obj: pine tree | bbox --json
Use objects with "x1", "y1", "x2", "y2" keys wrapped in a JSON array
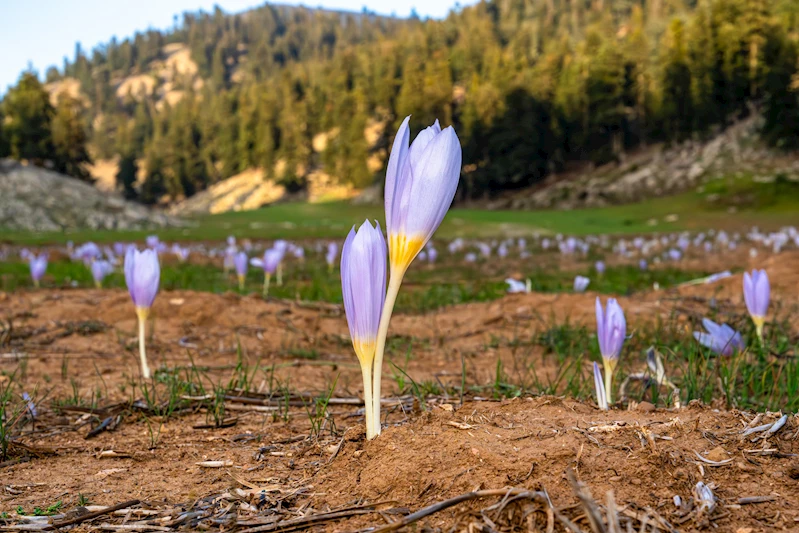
[
  {"x1": 51, "y1": 94, "x2": 93, "y2": 181},
  {"x1": 116, "y1": 153, "x2": 139, "y2": 199},
  {"x1": 2, "y1": 72, "x2": 55, "y2": 165}
]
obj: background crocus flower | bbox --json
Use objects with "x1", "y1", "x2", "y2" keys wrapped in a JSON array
[
  {"x1": 743, "y1": 269, "x2": 770, "y2": 341},
  {"x1": 596, "y1": 297, "x2": 626, "y2": 404},
  {"x1": 234, "y1": 251, "x2": 248, "y2": 290},
  {"x1": 29, "y1": 254, "x2": 48, "y2": 288},
  {"x1": 341, "y1": 220, "x2": 387, "y2": 439},
  {"x1": 595, "y1": 261, "x2": 606, "y2": 275},
  {"x1": 326, "y1": 242, "x2": 339, "y2": 272},
  {"x1": 693, "y1": 318, "x2": 744, "y2": 356},
  {"x1": 273, "y1": 240, "x2": 288, "y2": 286},
  {"x1": 91, "y1": 259, "x2": 113, "y2": 288},
  {"x1": 573, "y1": 275, "x2": 590, "y2": 292},
  {"x1": 124, "y1": 248, "x2": 160, "y2": 379},
  {"x1": 251, "y1": 249, "x2": 282, "y2": 297},
  {"x1": 505, "y1": 278, "x2": 531, "y2": 294}
]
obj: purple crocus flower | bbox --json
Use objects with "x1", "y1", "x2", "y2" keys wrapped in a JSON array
[
  {"x1": 573, "y1": 275, "x2": 590, "y2": 292},
  {"x1": 341, "y1": 220, "x2": 387, "y2": 440},
  {"x1": 743, "y1": 269, "x2": 770, "y2": 340},
  {"x1": 384, "y1": 116, "x2": 462, "y2": 274},
  {"x1": 172, "y1": 245, "x2": 190, "y2": 263},
  {"x1": 91, "y1": 260, "x2": 113, "y2": 288},
  {"x1": 464, "y1": 252, "x2": 477, "y2": 263},
  {"x1": 596, "y1": 297, "x2": 626, "y2": 404},
  {"x1": 234, "y1": 251, "x2": 248, "y2": 291},
  {"x1": 325, "y1": 242, "x2": 339, "y2": 271},
  {"x1": 595, "y1": 261, "x2": 606, "y2": 275},
  {"x1": 124, "y1": 247, "x2": 160, "y2": 379},
  {"x1": 251, "y1": 249, "x2": 282, "y2": 297},
  {"x1": 596, "y1": 298, "x2": 626, "y2": 361},
  {"x1": 427, "y1": 247, "x2": 438, "y2": 263},
  {"x1": 145, "y1": 235, "x2": 160, "y2": 249},
  {"x1": 29, "y1": 254, "x2": 48, "y2": 287},
  {"x1": 124, "y1": 248, "x2": 160, "y2": 310},
  {"x1": 505, "y1": 278, "x2": 530, "y2": 294},
  {"x1": 22, "y1": 392, "x2": 37, "y2": 418},
  {"x1": 693, "y1": 318, "x2": 744, "y2": 356},
  {"x1": 639, "y1": 259, "x2": 648, "y2": 271}
]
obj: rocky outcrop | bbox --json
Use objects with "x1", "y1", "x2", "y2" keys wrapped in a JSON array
[
  {"x1": 0, "y1": 159, "x2": 179, "y2": 231},
  {"x1": 493, "y1": 115, "x2": 799, "y2": 210}
]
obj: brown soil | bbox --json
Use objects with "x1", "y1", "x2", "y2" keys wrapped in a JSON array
[{"x1": 2, "y1": 251, "x2": 799, "y2": 531}]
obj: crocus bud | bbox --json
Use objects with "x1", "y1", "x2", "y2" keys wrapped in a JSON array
[
  {"x1": 596, "y1": 297, "x2": 626, "y2": 404},
  {"x1": 234, "y1": 251, "x2": 248, "y2": 291},
  {"x1": 29, "y1": 254, "x2": 48, "y2": 288},
  {"x1": 125, "y1": 248, "x2": 160, "y2": 310},
  {"x1": 693, "y1": 318, "x2": 744, "y2": 356},
  {"x1": 385, "y1": 116, "x2": 462, "y2": 275},
  {"x1": 91, "y1": 260, "x2": 113, "y2": 288},
  {"x1": 341, "y1": 220, "x2": 387, "y2": 440},
  {"x1": 743, "y1": 269, "x2": 769, "y2": 341},
  {"x1": 124, "y1": 248, "x2": 160, "y2": 379},
  {"x1": 595, "y1": 261, "x2": 606, "y2": 275},
  {"x1": 593, "y1": 362, "x2": 608, "y2": 410},
  {"x1": 326, "y1": 242, "x2": 338, "y2": 272}
]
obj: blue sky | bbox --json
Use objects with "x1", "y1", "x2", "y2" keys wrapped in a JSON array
[{"x1": 0, "y1": 0, "x2": 473, "y2": 93}]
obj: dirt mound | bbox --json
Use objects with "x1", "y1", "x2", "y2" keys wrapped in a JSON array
[{"x1": 0, "y1": 159, "x2": 179, "y2": 231}]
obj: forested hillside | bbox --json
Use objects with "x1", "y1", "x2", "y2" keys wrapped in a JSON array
[{"x1": 2, "y1": 0, "x2": 798, "y2": 205}]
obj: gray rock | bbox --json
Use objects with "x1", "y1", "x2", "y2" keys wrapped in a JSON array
[{"x1": 0, "y1": 159, "x2": 182, "y2": 232}]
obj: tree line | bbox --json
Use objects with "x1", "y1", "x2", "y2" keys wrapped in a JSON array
[{"x1": 1, "y1": 0, "x2": 798, "y2": 203}]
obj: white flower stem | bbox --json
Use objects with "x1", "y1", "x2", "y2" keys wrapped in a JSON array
[
  {"x1": 602, "y1": 359, "x2": 614, "y2": 405},
  {"x1": 360, "y1": 362, "x2": 375, "y2": 439},
  {"x1": 371, "y1": 271, "x2": 406, "y2": 438},
  {"x1": 277, "y1": 264, "x2": 283, "y2": 286},
  {"x1": 137, "y1": 308, "x2": 151, "y2": 379}
]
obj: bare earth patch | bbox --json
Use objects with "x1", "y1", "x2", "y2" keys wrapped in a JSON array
[{"x1": 1, "y1": 252, "x2": 799, "y2": 531}]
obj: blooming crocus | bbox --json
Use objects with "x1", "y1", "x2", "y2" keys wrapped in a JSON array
[
  {"x1": 124, "y1": 248, "x2": 160, "y2": 379},
  {"x1": 573, "y1": 275, "x2": 590, "y2": 292},
  {"x1": 341, "y1": 220, "x2": 387, "y2": 439},
  {"x1": 596, "y1": 297, "x2": 626, "y2": 404},
  {"x1": 273, "y1": 240, "x2": 288, "y2": 286},
  {"x1": 234, "y1": 251, "x2": 248, "y2": 291},
  {"x1": 593, "y1": 362, "x2": 608, "y2": 410},
  {"x1": 595, "y1": 261, "x2": 606, "y2": 275},
  {"x1": 639, "y1": 259, "x2": 648, "y2": 271},
  {"x1": 325, "y1": 242, "x2": 338, "y2": 272},
  {"x1": 743, "y1": 269, "x2": 770, "y2": 341},
  {"x1": 369, "y1": 116, "x2": 461, "y2": 439},
  {"x1": 506, "y1": 278, "x2": 532, "y2": 294},
  {"x1": 427, "y1": 247, "x2": 438, "y2": 263},
  {"x1": 145, "y1": 235, "x2": 160, "y2": 249},
  {"x1": 91, "y1": 260, "x2": 113, "y2": 288},
  {"x1": 172, "y1": 245, "x2": 190, "y2": 263},
  {"x1": 29, "y1": 254, "x2": 48, "y2": 287},
  {"x1": 464, "y1": 252, "x2": 477, "y2": 263},
  {"x1": 223, "y1": 245, "x2": 236, "y2": 275},
  {"x1": 22, "y1": 392, "x2": 37, "y2": 419},
  {"x1": 251, "y1": 249, "x2": 282, "y2": 297},
  {"x1": 693, "y1": 318, "x2": 744, "y2": 356}
]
